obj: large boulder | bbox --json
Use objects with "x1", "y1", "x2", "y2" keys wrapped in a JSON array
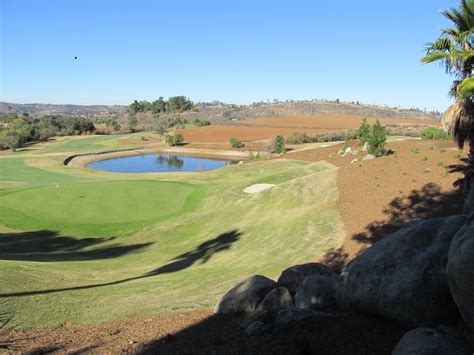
[
  {"x1": 278, "y1": 263, "x2": 334, "y2": 293},
  {"x1": 337, "y1": 215, "x2": 466, "y2": 326},
  {"x1": 257, "y1": 286, "x2": 293, "y2": 313},
  {"x1": 447, "y1": 214, "x2": 474, "y2": 330},
  {"x1": 214, "y1": 275, "x2": 276, "y2": 314},
  {"x1": 392, "y1": 326, "x2": 471, "y2": 355},
  {"x1": 245, "y1": 321, "x2": 268, "y2": 336},
  {"x1": 295, "y1": 274, "x2": 338, "y2": 310},
  {"x1": 463, "y1": 186, "x2": 474, "y2": 214},
  {"x1": 275, "y1": 308, "x2": 317, "y2": 328}
]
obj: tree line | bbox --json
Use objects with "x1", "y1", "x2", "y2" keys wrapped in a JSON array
[
  {"x1": 130, "y1": 96, "x2": 195, "y2": 114},
  {"x1": 0, "y1": 114, "x2": 94, "y2": 151}
]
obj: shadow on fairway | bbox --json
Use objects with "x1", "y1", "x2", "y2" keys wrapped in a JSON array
[
  {"x1": 143, "y1": 229, "x2": 243, "y2": 276},
  {"x1": 0, "y1": 229, "x2": 243, "y2": 298},
  {"x1": 0, "y1": 230, "x2": 153, "y2": 262}
]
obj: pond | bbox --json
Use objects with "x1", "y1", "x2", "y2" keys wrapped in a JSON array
[{"x1": 88, "y1": 153, "x2": 237, "y2": 173}]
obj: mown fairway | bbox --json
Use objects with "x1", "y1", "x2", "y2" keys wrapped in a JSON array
[{"x1": 0, "y1": 134, "x2": 344, "y2": 327}]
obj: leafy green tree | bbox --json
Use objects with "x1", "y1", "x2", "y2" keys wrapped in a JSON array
[
  {"x1": 130, "y1": 100, "x2": 141, "y2": 113},
  {"x1": 422, "y1": 0, "x2": 474, "y2": 192},
  {"x1": 151, "y1": 97, "x2": 167, "y2": 113},
  {"x1": 357, "y1": 118, "x2": 371, "y2": 144},
  {"x1": 167, "y1": 96, "x2": 194, "y2": 112},
  {"x1": 2, "y1": 131, "x2": 23, "y2": 152}
]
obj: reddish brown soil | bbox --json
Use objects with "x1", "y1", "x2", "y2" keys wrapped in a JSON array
[
  {"x1": 287, "y1": 139, "x2": 466, "y2": 265},
  {"x1": 5, "y1": 309, "x2": 409, "y2": 354},
  {"x1": 180, "y1": 114, "x2": 439, "y2": 143},
  {"x1": 241, "y1": 114, "x2": 439, "y2": 129}
]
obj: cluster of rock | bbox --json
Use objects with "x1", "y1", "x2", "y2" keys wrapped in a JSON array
[
  {"x1": 338, "y1": 143, "x2": 375, "y2": 163},
  {"x1": 215, "y1": 196, "x2": 474, "y2": 353}
]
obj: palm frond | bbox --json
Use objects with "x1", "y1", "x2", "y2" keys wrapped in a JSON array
[
  {"x1": 443, "y1": 7, "x2": 470, "y2": 31},
  {"x1": 458, "y1": 76, "x2": 474, "y2": 97},
  {"x1": 427, "y1": 37, "x2": 454, "y2": 51},
  {"x1": 421, "y1": 51, "x2": 451, "y2": 64}
]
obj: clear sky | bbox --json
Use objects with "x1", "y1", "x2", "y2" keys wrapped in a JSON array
[{"x1": 0, "y1": 0, "x2": 458, "y2": 111}]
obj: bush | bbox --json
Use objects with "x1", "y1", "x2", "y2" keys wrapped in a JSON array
[
  {"x1": 286, "y1": 129, "x2": 358, "y2": 145},
  {"x1": 286, "y1": 132, "x2": 310, "y2": 144},
  {"x1": 229, "y1": 137, "x2": 244, "y2": 149},
  {"x1": 268, "y1": 135, "x2": 286, "y2": 153},
  {"x1": 357, "y1": 118, "x2": 370, "y2": 144},
  {"x1": 367, "y1": 120, "x2": 388, "y2": 157},
  {"x1": 164, "y1": 133, "x2": 184, "y2": 146},
  {"x1": 194, "y1": 119, "x2": 211, "y2": 127},
  {"x1": 420, "y1": 127, "x2": 451, "y2": 140}
]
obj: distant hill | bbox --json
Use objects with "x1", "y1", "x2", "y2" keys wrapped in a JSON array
[
  {"x1": 0, "y1": 102, "x2": 128, "y2": 116},
  {"x1": 0, "y1": 99, "x2": 441, "y2": 122}
]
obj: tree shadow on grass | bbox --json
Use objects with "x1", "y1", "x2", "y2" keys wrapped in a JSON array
[
  {"x1": 0, "y1": 230, "x2": 242, "y2": 298},
  {"x1": 321, "y1": 182, "x2": 464, "y2": 270},
  {"x1": 143, "y1": 229, "x2": 242, "y2": 276},
  {"x1": 0, "y1": 230, "x2": 153, "y2": 262}
]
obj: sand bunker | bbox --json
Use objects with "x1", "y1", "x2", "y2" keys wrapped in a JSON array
[{"x1": 243, "y1": 183, "x2": 275, "y2": 194}]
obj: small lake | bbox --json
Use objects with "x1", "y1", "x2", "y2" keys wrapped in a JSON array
[{"x1": 88, "y1": 153, "x2": 237, "y2": 173}]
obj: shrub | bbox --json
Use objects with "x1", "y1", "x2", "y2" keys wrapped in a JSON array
[
  {"x1": 420, "y1": 127, "x2": 451, "y2": 140},
  {"x1": 229, "y1": 137, "x2": 244, "y2": 149},
  {"x1": 268, "y1": 135, "x2": 286, "y2": 153},
  {"x1": 164, "y1": 133, "x2": 184, "y2": 146},
  {"x1": 367, "y1": 120, "x2": 388, "y2": 157},
  {"x1": 194, "y1": 119, "x2": 211, "y2": 127},
  {"x1": 286, "y1": 132, "x2": 309, "y2": 144},
  {"x1": 357, "y1": 118, "x2": 371, "y2": 144}
]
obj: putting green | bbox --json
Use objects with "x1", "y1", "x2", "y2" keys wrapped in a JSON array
[{"x1": 0, "y1": 180, "x2": 207, "y2": 237}]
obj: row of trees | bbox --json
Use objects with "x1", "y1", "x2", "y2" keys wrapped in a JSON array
[
  {"x1": 0, "y1": 115, "x2": 94, "y2": 151},
  {"x1": 130, "y1": 96, "x2": 195, "y2": 114}
]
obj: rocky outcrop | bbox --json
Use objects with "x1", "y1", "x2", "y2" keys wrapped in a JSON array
[
  {"x1": 295, "y1": 274, "x2": 337, "y2": 310},
  {"x1": 277, "y1": 263, "x2": 334, "y2": 294},
  {"x1": 337, "y1": 215, "x2": 466, "y2": 326},
  {"x1": 392, "y1": 326, "x2": 471, "y2": 355},
  {"x1": 257, "y1": 287, "x2": 293, "y2": 313},
  {"x1": 447, "y1": 214, "x2": 474, "y2": 330},
  {"x1": 214, "y1": 275, "x2": 276, "y2": 314}
]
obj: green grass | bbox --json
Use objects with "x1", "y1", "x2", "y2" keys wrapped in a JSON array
[
  {"x1": 0, "y1": 180, "x2": 207, "y2": 237},
  {"x1": 0, "y1": 135, "x2": 344, "y2": 328},
  {"x1": 0, "y1": 158, "x2": 87, "y2": 187}
]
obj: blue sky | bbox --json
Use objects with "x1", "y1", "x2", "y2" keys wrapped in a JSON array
[{"x1": 0, "y1": 0, "x2": 458, "y2": 111}]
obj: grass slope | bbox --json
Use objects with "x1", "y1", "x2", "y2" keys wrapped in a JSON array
[{"x1": 0, "y1": 135, "x2": 344, "y2": 327}]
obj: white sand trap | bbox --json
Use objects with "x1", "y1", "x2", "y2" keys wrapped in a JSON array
[{"x1": 243, "y1": 183, "x2": 275, "y2": 194}]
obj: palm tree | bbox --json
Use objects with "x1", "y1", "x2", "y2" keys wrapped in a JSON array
[{"x1": 422, "y1": 0, "x2": 474, "y2": 194}]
